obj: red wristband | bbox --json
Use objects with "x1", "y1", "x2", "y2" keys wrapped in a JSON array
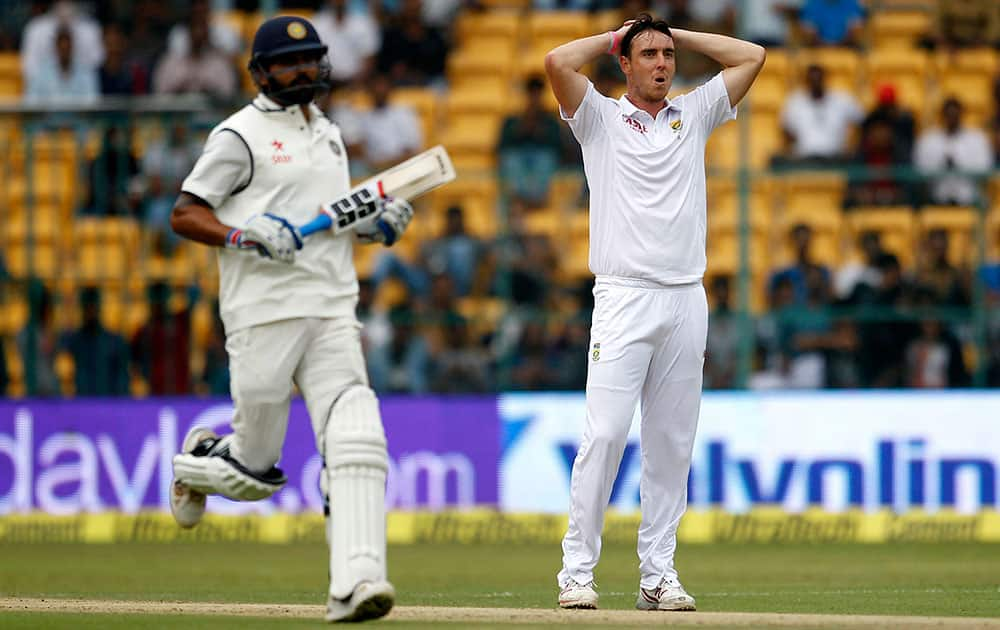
[{"x1": 607, "y1": 31, "x2": 620, "y2": 55}]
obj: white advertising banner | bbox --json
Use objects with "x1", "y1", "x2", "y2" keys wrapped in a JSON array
[{"x1": 499, "y1": 392, "x2": 1000, "y2": 515}]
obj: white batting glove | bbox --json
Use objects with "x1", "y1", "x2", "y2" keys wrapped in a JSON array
[
  {"x1": 356, "y1": 198, "x2": 414, "y2": 247},
  {"x1": 228, "y1": 213, "x2": 303, "y2": 263}
]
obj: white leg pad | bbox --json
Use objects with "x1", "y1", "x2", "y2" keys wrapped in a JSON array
[
  {"x1": 322, "y1": 386, "x2": 389, "y2": 600},
  {"x1": 173, "y1": 453, "x2": 286, "y2": 501}
]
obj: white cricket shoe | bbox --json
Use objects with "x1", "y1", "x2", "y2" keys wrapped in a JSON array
[
  {"x1": 636, "y1": 576, "x2": 696, "y2": 611},
  {"x1": 558, "y1": 579, "x2": 598, "y2": 609},
  {"x1": 325, "y1": 580, "x2": 395, "y2": 623},
  {"x1": 169, "y1": 426, "x2": 218, "y2": 529}
]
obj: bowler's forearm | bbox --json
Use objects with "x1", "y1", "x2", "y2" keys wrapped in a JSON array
[
  {"x1": 545, "y1": 32, "x2": 613, "y2": 74},
  {"x1": 668, "y1": 28, "x2": 765, "y2": 68}
]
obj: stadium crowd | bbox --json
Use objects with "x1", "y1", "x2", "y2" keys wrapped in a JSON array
[{"x1": 1, "y1": 0, "x2": 999, "y2": 397}]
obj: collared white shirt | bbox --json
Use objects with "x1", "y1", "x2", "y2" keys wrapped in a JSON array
[
  {"x1": 781, "y1": 89, "x2": 863, "y2": 157},
  {"x1": 561, "y1": 72, "x2": 737, "y2": 285},
  {"x1": 361, "y1": 104, "x2": 422, "y2": 165},
  {"x1": 313, "y1": 8, "x2": 381, "y2": 82},
  {"x1": 913, "y1": 125, "x2": 993, "y2": 205}
]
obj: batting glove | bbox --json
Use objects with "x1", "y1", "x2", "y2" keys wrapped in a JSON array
[
  {"x1": 228, "y1": 213, "x2": 303, "y2": 263},
  {"x1": 356, "y1": 197, "x2": 414, "y2": 247}
]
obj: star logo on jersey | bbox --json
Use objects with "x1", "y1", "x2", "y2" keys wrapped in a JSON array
[
  {"x1": 591, "y1": 342, "x2": 601, "y2": 362},
  {"x1": 271, "y1": 139, "x2": 292, "y2": 164}
]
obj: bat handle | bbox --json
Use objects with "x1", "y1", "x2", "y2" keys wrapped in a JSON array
[{"x1": 298, "y1": 214, "x2": 332, "y2": 238}]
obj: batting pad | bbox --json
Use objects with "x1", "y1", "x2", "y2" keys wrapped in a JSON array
[
  {"x1": 173, "y1": 452, "x2": 287, "y2": 501},
  {"x1": 323, "y1": 386, "x2": 389, "y2": 600}
]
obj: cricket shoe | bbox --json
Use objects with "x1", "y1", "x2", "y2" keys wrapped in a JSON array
[
  {"x1": 636, "y1": 576, "x2": 696, "y2": 611},
  {"x1": 169, "y1": 426, "x2": 219, "y2": 529},
  {"x1": 558, "y1": 579, "x2": 598, "y2": 609},
  {"x1": 325, "y1": 580, "x2": 395, "y2": 623}
]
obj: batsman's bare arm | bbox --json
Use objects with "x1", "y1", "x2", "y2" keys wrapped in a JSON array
[
  {"x1": 667, "y1": 29, "x2": 766, "y2": 106},
  {"x1": 171, "y1": 193, "x2": 231, "y2": 246},
  {"x1": 544, "y1": 22, "x2": 633, "y2": 118}
]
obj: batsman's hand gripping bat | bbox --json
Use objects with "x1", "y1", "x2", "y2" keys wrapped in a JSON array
[{"x1": 298, "y1": 145, "x2": 456, "y2": 238}]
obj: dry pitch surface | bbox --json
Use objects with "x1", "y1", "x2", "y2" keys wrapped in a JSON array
[{"x1": 4, "y1": 597, "x2": 1000, "y2": 628}]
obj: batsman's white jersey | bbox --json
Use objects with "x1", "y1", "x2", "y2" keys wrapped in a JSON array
[
  {"x1": 180, "y1": 93, "x2": 367, "y2": 473},
  {"x1": 558, "y1": 73, "x2": 735, "y2": 590},
  {"x1": 182, "y1": 93, "x2": 356, "y2": 334}
]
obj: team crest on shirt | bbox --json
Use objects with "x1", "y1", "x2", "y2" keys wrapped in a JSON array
[
  {"x1": 591, "y1": 342, "x2": 601, "y2": 362},
  {"x1": 670, "y1": 118, "x2": 683, "y2": 132},
  {"x1": 271, "y1": 139, "x2": 292, "y2": 164}
]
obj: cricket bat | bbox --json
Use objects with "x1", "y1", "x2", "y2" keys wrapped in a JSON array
[{"x1": 298, "y1": 145, "x2": 456, "y2": 237}]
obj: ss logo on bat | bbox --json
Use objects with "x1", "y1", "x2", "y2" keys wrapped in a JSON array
[{"x1": 332, "y1": 188, "x2": 379, "y2": 229}]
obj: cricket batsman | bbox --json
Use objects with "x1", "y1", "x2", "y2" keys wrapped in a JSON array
[
  {"x1": 167, "y1": 16, "x2": 412, "y2": 623},
  {"x1": 545, "y1": 14, "x2": 764, "y2": 611}
]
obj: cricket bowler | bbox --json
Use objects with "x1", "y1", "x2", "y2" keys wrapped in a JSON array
[
  {"x1": 166, "y1": 15, "x2": 412, "y2": 623},
  {"x1": 545, "y1": 14, "x2": 765, "y2": 611}
]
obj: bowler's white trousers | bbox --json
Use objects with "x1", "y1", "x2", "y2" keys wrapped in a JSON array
[
  {"x1": 558, "y1": 277, "x2": 708, "y2": 590},
  {"x1": 226, "y1": 316, "x2": 368, "y2": 473}
]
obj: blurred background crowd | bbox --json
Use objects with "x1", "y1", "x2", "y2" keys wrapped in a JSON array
[{"x1": 0, "y1": 0, "x2": 999, "y2": 397}]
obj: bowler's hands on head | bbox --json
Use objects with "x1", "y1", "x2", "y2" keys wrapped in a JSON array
[
  {"x1": 229, "y1": 213, "x2": 303, "y2": 263},
  {"x1": 356, "y1": 197, "x2": 413, "y2": 247},
  {"x1": 609, "y1": 20, "x2": 636, "y2": 56}
]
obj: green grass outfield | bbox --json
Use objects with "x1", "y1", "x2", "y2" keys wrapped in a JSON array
[{"x1": 1, "y1": 541, "x2": 998, "y2": 628}]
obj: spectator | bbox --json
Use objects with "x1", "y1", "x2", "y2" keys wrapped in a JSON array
[
  {"x1": 60, "y1": 286, "x2": 130, "y2": 396},
  {"x1": 913, "y1": 228, "x2": 968, "y2": 306},
  {"x1": 376, "y1": 0, "x2": 449, "y2": 87},
  {"x1": 16, "y1": 280, "x2": 61, "y2": 397},
  {"x1": 834, "y1": 230, "x2": 885, "y2": 302},
  {"x1": 420, "y1": 205, "x2": 487, "y2": 297},
  {"x1": 130, "y1": 282, "x2": 191, "y2": 395},
  {"x1": 507, "y1": 320, "x2": 560, "y2": 390},
  {"x1": 124, "y1": 0, "x2": 174, "y2": 83},
  {"x1": 198, "y1": 300, "x2": 230, "y2": 396},
  {"x1": 141, "y1": 123, "x2": 202, "y2": 253},
  {"x1": 497, "y1": 75, "x2": 564, "y2": 208},
  {"x1": 705, "y1": 274, "x2": 738, "y2": 389},
  {"x1": 856, "y1": 253, "x2": 918, "y2": 387},
  {"x1": 166, "y1": 0, "x2": 241, "y2": 59},
  {"x1": 24, "y1": 25, "x2": 98, "y2": 104},
  {"x1": 798, "y1": 0, "x2": 865, "y2": 47},
  {"x1": 768, "y1": 223, "x2": 832, "y2": 305},
  {"x1": 367, "y1": 302, "x2": 431, "y2": 394},
  {"x1": 905, "y1": 319, "x2": 958, "y2": 388},
  {"x1": 920, "y1": 1, "x2": 1000, "y2": 51},
  {"x1": 779, "y1": 64, "x2": 863, "y2": 164},
  {"x1": 21, "y1": 1, "x2": 103, "y2": 79},
  {"x1": 99, "y1": 23, "x2": 145, "y2": 95},
  {"x1": 740, "y1": 0, "x2": 803, "y2": 47},
  {"x1": 430, "y1": 314, "x2": 492, "y2": 393},
  {"x1": 359, "y1": 73, "x2": 422, "y2": 172},
  {"x1": 844, "y1": 111, "x2": 912, "y2": 208},
  {"x1": 914, "y1": 97, "x2": 993, "y2": 206},
  {"x1": 82, "y1": 126, "x2": 141, "y2": 216},
  {"x1": 152, "y1": 17, "x2": 236, "y2": 99},
  {"x1": 313, "y1": 0, "x2": 381, "y2": 88}
]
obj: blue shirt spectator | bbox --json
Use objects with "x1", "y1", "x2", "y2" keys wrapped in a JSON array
[{"x1": 800, "y1": 0, "x2": 865, "y2": 46}]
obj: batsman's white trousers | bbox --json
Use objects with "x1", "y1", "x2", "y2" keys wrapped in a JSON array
[
  {"x1": 226, "y1": 316, "x2": 367, "y2": 473},
  {"x1": 559, "y1": 277, "x2": 707, "y2": 590}
]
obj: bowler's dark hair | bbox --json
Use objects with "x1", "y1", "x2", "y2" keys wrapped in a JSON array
[{"x1": 620, "y1": 13, "x2": 672, "y2": 58}]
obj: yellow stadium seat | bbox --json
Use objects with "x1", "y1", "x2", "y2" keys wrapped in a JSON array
[
  {"x1": 477, "y1": 0, "x2": 530, "y2": 10},
  {"x1": 845, "y1": 206, "x2": 916, "y2": 267},
  {"x1": 447, "y1": 37, "x2": 516, "y2": 86},
  {"x1": 917, "y1": 206, "x2": 980, "y2": 266},
  {"x1": 0, "y1": 52, "x2": 21, "y2": 97},
  {"x1": 0, "y1": 296, "x2": 28, "y2": 336},
  {"x1": 75, "y1": 244, "x2": 130, "y2": 283},
  {"x1": 779, "y1": 172, "x2": 846, "y2": 216},
  {"x1": 523, "y1": 206, "x2": 561, "y2": 239},
  {"x1": 863, "y1": 48, "x2": 930, "y2": 116},
  {"x1": 988, "y1": 206, "x2": 1000, "y2": 259},
  {"x1": 428, "y1": 177, "x2": 498, "y2": 238},
  {"x1": 6, "y1": 243, "x2": 59, "y2": 279},
  {"x1": 870, "y1": 10, "x2": 931, "y2": 49},
  {"x1": 589, "y1": 9, "x2": 624, "y2": 35},
  {"x1": 74, "y1": 217, "x2": 140, "y2": 252},
  {"x1": 549, "y1": 173, "x2": 584, "y2": 211},
  {"x1": 455, "y1": 10, "x2": 521, "y2": 44},
  {"x1": 440, "y1": 115, "x2": 502, "y2": 171},
  {"x1": 795, "y1": 48, "x2": 862, "y2": 97},
  {"x1": 563, "y1": 236, "x2": 590, "y2": 281},
  {"x1": 527, "y1": 11, "x2": 590, "y2": 41}
]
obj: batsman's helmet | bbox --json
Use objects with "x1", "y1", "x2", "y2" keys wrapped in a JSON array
[{"x1": 248, "y1": 16, "x2": 331, "y2": 105}]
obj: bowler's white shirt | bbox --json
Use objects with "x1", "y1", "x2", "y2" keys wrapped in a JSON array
[{"x1": 562, "y1": 73, "x2": 736, "y2": 285}]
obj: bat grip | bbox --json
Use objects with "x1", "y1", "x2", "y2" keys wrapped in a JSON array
[{"x1": 298, "y1": 214, "x2": 332, "y2": 237}]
